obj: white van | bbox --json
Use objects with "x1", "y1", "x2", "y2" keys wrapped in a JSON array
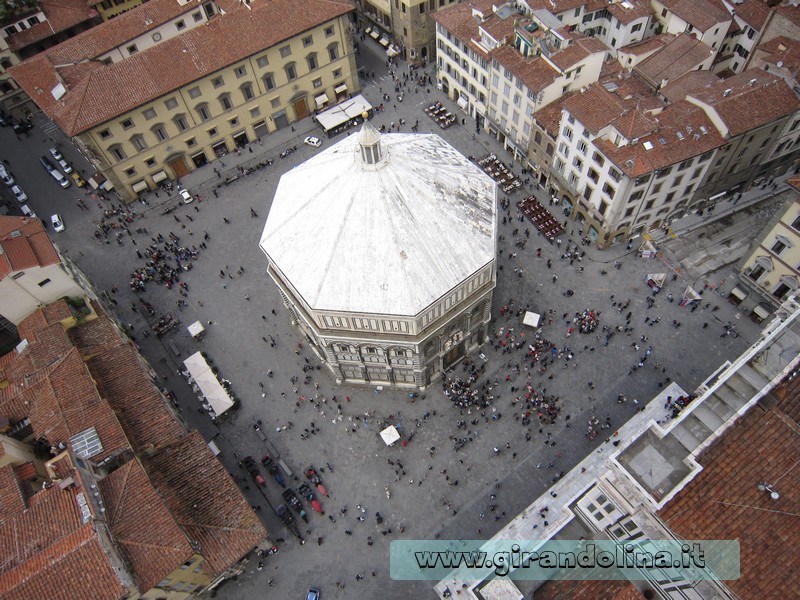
[{"x1": 49, "y1": 168, "x2": 71, "y2": 188}]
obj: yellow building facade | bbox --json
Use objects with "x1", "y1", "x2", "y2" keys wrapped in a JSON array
[{"x1": 11, "y1": 0, "x2": 358, "y2": 201}]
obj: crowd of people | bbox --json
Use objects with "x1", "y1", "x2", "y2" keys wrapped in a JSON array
[{"x1": 128, "y1": 233, "x2": 202, "y2": 292}]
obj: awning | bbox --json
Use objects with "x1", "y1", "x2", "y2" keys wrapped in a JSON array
[
  {"x1": 315, "y1": 93, "x2": 329, "y2": 107},
  {"x1": 131, "y1": 180, "x2": 148, "y2": 193},
  {"x1": 386, "y1": 45, "x2": 400, "y2": 58},
  {"x1": 183, "y1": 351, "x2": 235, "y2": 416},
  {"x1": 753, "y1": 304, "x2": 771, "y2": 319},
  {"x1": 151, "y1": 169, "x2": 168, "y2": 183},
  {"x1": 364, "y1": 26, "x2": 372, "y2": 34},
  {"x1": 334, "y1": 84, "x2": 348, "y2": 94},
  {"x1": 369, "y1": 30, "x2": 380, "y2": 39},
  {"x1": 187, "y1": 320, "x2": 205, "y2": 338},
  {"x1": 380, "y1": 425, "x2": 400, "y2": 446},
  {"x1": 522, "y1": 311, "x2": 541, "y2": 328},
  {"x1": 315, "y1": 94, "x2": 373, "y2": 133},
  {"x1": 730, "y1": 286, "x2": 747, "y2": 300},
  {"x1": 379, "y1": 36, "x2": 390, "y2": 47},
  {"x1": 457, "y1": 96, "x2": 469, "y2": 109}
]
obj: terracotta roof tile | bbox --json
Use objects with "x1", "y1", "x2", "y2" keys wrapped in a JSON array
[
  {"x1": 0, "y1": 217, "x2": 60, "y2": 281},
  {"x1": 734, "y1": 0, "x2": 772, "y2": 30},
  {"x1": 634, "y1": 33, "x2": 715, "y2": 88},
  {"x1": 11, "y1": 0, "x2": 354, "y2": 135},
  {"x1": 534, "y1": 578, "x2": 645, "y2": 600},
  {"x1": 491, "y1": 45, "x2": 559, "y2": 92},
  {"x1": 774, "y1": 3, "x2": 800, "y2": 28},
  {"x1": 618, "y1": 32, "x2": 673, "y2": 57},
  {"x1": 686, "y1": 69, "x2": 800, "y2": 137},
  {"x1": 660, "y1": 0, "x2": 731, "y2": 31},
  {"x1": 657, "y1": 389, "x2": 800, "y2": 599},
  {"x1": 595, "y1": 99, "x2": 724, "y2": 176},
  {"x1": 15, "y1": 300, "x2": 72, "y2": 343},
  {"x1": 659, "y1": 69, "x2": 721, "y2": 103},
  {"x1": 607, "y1": 0, "x2": 653, "y2": 24},
  {"x1": 563, "y1": 84, "x2": 626, "y2": 134},
  {"x1": 142, "y1": 431, "x2": 267, "y2": 577},
  {"x1": 534, "y1": 92, "x2": 571, "y2": 138},
  {"x1": 431, "y1": 1, "x2": 519, "y2": 60},
  {"x1": 99, "y1": 459, "x2": 193, "y2": 591},
  {"x1": 86, "y1": 341, "x2": 183, "y2": 453},
  {"x1": 0, "y1": 465, "x2": 28, "y2": 516},
  {"x1": 548, "y1": 37, "x2": 608, "y2": 71},
  {"x1": 756, "y1": 35, "x2": 800, "y2": 78},
  {"x1": 7, "y1": 0, "x2": 99, "y2": 52}
]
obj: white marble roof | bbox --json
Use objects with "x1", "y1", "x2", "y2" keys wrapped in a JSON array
[{"x1": 260, "y1": 128, "x2": 497, "y2": 316}]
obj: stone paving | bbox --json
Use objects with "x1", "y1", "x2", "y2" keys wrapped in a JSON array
[{"x1": 5, "y1": 40, "x2": 775, "y2": 600}]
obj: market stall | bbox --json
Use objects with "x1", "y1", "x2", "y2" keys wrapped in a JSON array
[
  {"x1": 183, "y1": 351, "x2": 235, "y2": 418},
  {"x1": 187, "y1": 320, "x2": 205, "y2": 340},
  {"x1": 522, "y1": 311, "x2": 541, "y2": 328},
  {"x1": 314, "y1": 94, "x2": 374, "y2": 137},
  {"x1": 645, "y1": 273, "x2": 666, "y2": 292},
  {"x1": 380, "y1": 425, "x2": 400, "y2": 446}
]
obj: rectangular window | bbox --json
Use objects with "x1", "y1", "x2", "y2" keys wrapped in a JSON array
[
  {"x1": 207, "y1": 127, "x2": 218, "y2": 137},
  {"x1": 192, "y1": 10, "x2": 202, "y2": 21},
  {"x1": 144, "y1": 157, "x2": 156, "y2": 167},
  {"x1": 143, "y1": 107, "x2": 156, "y2": 120},
  {"x1": 286, "y1": 64, "x2": 297, "y2": 80},
  {"x1": 325, "y1": 26, "x2": 334, "y2": 37},
  {"x1": 312, "y1": 78, "x2": 322, "y2": 88},
  {"x1": 98, "y1": 129, "x2": 111, "y2": 140},
  {"x1": 165, "y1": 97, "x2": 178, "y2": 110},
  {"x1": 603, "y1": 183, "x2": 615, "y2": 197},
  {"x1": 124, "y1": 167, "x2": 136, "y2": 177},
  {"x1": 188, "y1": 86, "x2": 201, "y2": 99},
  {"x1": 307, "y1": 55, "x2": 318, "y2": 70},
  {"x1": 256, "y1": 55, "x2": 269, "y2": 68},
  {"x1": 153, "y1": 125, "x2": 167, "y2": 141},
  {"x1": 562, "y1": 127, "x2": 573, "y2": 140},
  {"x1": 219, "y1": 95, "x2": 232, "y2": 111},
  {"x1": 197, "y1": 105, "x2": 210, "y2": 121},
  {"x1": 609, "y1": 167, "x2": 621, "y2": 182},
  {"x1": 328, "y1": 45, "x2": 339, "y2": 61},
  {"x1": 279, "y1": 45, "x2": 292, "y2": 58},
  {"x1": 127, "y1": 44, "x2": 138, "y2": 55},
  {"x1": 302, "y1": 35, "x2": 313, "y2": 47},
  {"x1": 598, "y1": 200, "x2": 608, "y2": 215},
  {"x1": 121, "y1": 118, "x2": 134, "y2": 130},
  {"x1": 241, "y1": 83, "x2": 254, "y2": 101},
  {"x1": 263, "y1": 74, "x2": 275, "y2": 90},
  {"x1": 174, "y1": 115, "x2": 188, "y2": 131},
  {"x1": 186, "y1": 137, "x2": 196, "y2": 147},
  {"x1": 176, "y1": 19, "x2": 186, "y2": 30},
  {"x1": 577, "y1": 140, "x2": 587, "y2": 154},
  {"x1": 250, "y1": 107, "x2": 261, "y2": 118},
  {"x1": 37, "y1": 278, "x2": 52, "y2": 287},
  {"x1": 110, "y1": 146, "x2": 126, "y2": 161},
  {"x1": 212, "y1": 76, "x2": 224, "y2": 88},
  {"x1": 588, "y1": 168, "x2": 599, "y2": 183},
  {"x1": 234, "y1": 65, "x2": 246, "y2": 78},
  {"x1": 270, "y1": 97, "x2": 281, "y2": 108}
]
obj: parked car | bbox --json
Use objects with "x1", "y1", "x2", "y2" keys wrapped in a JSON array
[
  {"x1": 50, "y1": 213, "x2": 65, "y2": 232},
  {"x1": 49, "y1": 147, "x2": 63, "y2": 161},
  {"x1": 21, "y1": 205, "x2": 36, "y2": 218},
  {"x1": 57, "y1": 158, "x2": 73, "y2": 174},
  {"x1": 305, "y1": 589, "x2": 320, "y2": 600},
  {"x1": 179, "y1": 188, "x2": 193, "y2": 203},
  {"x1": 40, "y1": 157, "x2": 70, "y2": 188},
  {"x1": 303, "y1": 136, "x2": 322, "y2": 148},
  {"x1": 71, "y1": 172, "x2": 87, "y2": 187},
  {"x1": 0, "y1": 166, "x2": 13, "y2": 186},
  {"x1": 11, "y1": 184, "x2": 27, "y2": 203},
  {"x1": 12, "y1": 120, "x2": 32, "y2": 135}
]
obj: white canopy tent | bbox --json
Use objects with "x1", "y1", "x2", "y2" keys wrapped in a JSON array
[
  {"x1": 187, "y1": 320, "x2": 205, "y2": 339},
  {"x1": 315, "y1": 94, "x2": 372, "y2": 135},
  {"x1": 522, "y1": 311, "x2": 541, "y2": 328},
  {"x1": 183, "y1": 351, "x2": 235, "y2": 416},
  {"x1": 380, "y1": 425, "x2": 400, "y2": 446}
]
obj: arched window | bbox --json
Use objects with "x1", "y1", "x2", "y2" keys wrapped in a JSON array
[{"x1": 108, "y1": 144, "x2": 126, "y2": 161}]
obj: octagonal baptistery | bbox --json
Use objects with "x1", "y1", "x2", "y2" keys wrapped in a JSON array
[{"x1": 259, "y1": 122, "x2": 497, "y2": 387}]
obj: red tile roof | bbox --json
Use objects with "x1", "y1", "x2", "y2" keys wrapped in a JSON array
[
  {"x1": 0, "y1": 482, "x2": 128, "y2": 600},
  {"x1": 99, "y1": 459, "x2": 194, "y2": 592},
  {"x1": 686, "y1": 69, "x2": 800, "y2": 137},
  {"x1": 534, "y1": 578, "x2": 645, "y2": 600},
  {"x1": 0, "y1": 465, "x2": 28, "y2": 516},
  {"x1": 660, "y1": 0, "x2": 731, "y2": 31},
  {"x1": 658, "y1": 388, "x2": 800, "y2": 599},
  {"x1": 142, "y1": 431, "x2": 267, "y2": 577},
  {"x1": 635, "y1": 33, "x2": 714, "y2": 88},
  {"x1": 607, "y1": 0, "x2": 653, "y2": 25},
  {"x1": 491, "y1": 45, "x2": 560, "y2": 92},
  {"x1": 659, "y1": 69, "x2": 721, "y2": 103},
  {"x1": 11, "y1": 0, "x2": 355, "y2": 136},
  {"x1": 595, "y1": 99, "x2": 724, "y2": 176},
  {"x1": 431, "y1": 1, "x2": 519, "y2": 60},
  {"x1": 0, "y1": 216, "x2": 61, "y2": 280},
  {"x1": 734, "y1": 0, "x2": 772, "y2": 30},
  {"x1": 774, "y1": 2, "x2": 800, "y2": 28},
  {"x1": 618, "y1": 32, "x2": 673, "y2": 57},
  {"x1": 548, "y1": 37, "x2": 608, "y2": 72},
  {"x1": 86, "y1": 340, "x2": 184, "y2": 453},
  {"x1": 756, "y1": 35, "x2": 800, "y2": 78},
  {"x1": 7, "y1": 0, "x2": 99, "y2": 52}
]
